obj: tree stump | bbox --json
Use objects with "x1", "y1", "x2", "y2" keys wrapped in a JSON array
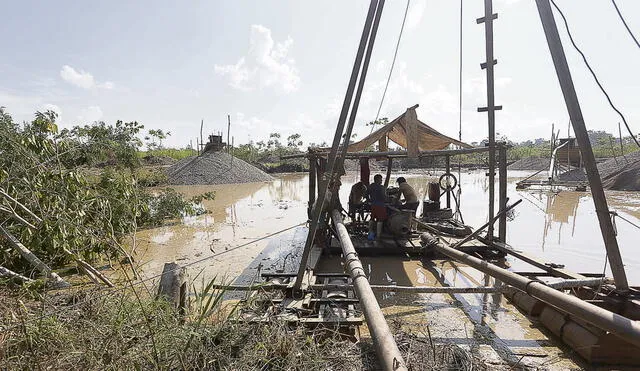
[{"x1": 156, "y1": 262, "x2": 188, "y2": 315}]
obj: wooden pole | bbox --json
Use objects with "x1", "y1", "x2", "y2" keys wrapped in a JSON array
[
  {"x1": 478, "y1": 0, "x2": 500, "y2": 241},
  {"x1": 383, "y1": 157, "x2": 393, "y2": 188},
  {"x1": 619, "y1": 121, "x2": 628, "y2": 163},
  {"x1": 535, "y1": 0, "x2": 629, "y2": 291},
  {"x1": 227, "y1": 114, "x2": 231, "y2": 154},
  {"x1": 452, "y1": 199, "x2": 521, "y2": 248},
  {"x1": 200, "y1": 119, "x2": 204, "y2": 155},
  {"x1": 308, "y1": 157, "x2": 317, "y2": 219},
  {"x1": 445, "y1": 155, "x2": 451, "y2": 209},
  {"x1": 498, "y1": 144, "x2": 508, "y2": 243}
]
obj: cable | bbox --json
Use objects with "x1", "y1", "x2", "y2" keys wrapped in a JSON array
[
  {"x1": 370, "y1": 0, "x2": 410, "y2": 134},
  {"x1": 0, "y1": 221, "x2": 306, "y2": 333},
  {"x1": 550, "y1": 0, "x2": 640, "y2": 149},
  {"x1": 611, "y1": 0, "x2": 640, "y2": 49}
]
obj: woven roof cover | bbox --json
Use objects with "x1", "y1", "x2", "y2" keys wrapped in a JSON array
[{"x1": 345, "y1": 105, "x2": 471, "y2": 152}]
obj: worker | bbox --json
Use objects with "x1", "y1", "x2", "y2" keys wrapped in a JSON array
[
  {"x1": 396, "y1": 177, "x2": 419, "y2": 213},
  {"x1": 348, "y1": 181, "x2": 368, "y2": 221},
  {"x1": 367, "y1": 174, "x2": 387, "y2": 239}
]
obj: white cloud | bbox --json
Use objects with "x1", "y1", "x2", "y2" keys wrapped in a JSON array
[
  {"x1": 406, "y1": 0, "x2": 427, "y2": 30},
  {"x1": 78, "y1": 106, "x2": 103, "y2": 123},
  {"x1": 215, "y1": 25, "x2": 300, "y2": 93},
  {"x1": 99, "y1": 81, "x2": 115, "y2": 89},
  {"x1": 60, "y1": 65, "x2": 115, "y2": 90}
]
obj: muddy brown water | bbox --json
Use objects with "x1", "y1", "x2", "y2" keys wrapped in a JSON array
[
  {"x1": 135, "y1": 170, "x2": 640, "y2": 283},
  {"x1": 133, "y1": 170, "x2": 640, "y2": 368}
]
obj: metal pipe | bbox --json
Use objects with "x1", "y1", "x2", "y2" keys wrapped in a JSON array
[
  {"x1": 332, "y1": 210, "x2": 407, "y2": 371},
  {"x1": 548, "y1": 139, "x2": 569, "y2": 180},
  {"x1": 294, "y1": 0, "x2": 379, "y2": 290},
  {"x1": 452, "y1": 199, "x2": 522, "y2": 248},
  {"x1": 427, "y1": 233, "x2": 640, "y2": 348},
  {"x1": 535, "y1": 0, "x2": 629, "y2": 291}
]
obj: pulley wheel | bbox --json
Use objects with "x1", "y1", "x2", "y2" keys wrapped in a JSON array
[{"x1": 439, "y1": 173, "x2": 458, "y2": 191}]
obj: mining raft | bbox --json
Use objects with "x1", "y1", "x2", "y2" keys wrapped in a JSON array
[{"x1": 161, "y1": 1, "x2": 640, "y2": 369}]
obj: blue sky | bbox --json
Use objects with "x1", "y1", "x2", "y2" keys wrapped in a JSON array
[{"x1": 1, "y1": 0, "x2": 639, "y2": 148}]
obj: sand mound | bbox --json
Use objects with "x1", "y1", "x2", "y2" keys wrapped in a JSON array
[
  {"x1": 167, "y1": 151, "x2": 273, "y2": 185},
  {"x1": 508, "y1": 157, "x2": 549, "y2": 170}
]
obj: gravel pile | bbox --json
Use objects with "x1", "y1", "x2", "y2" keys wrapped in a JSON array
[
  {"x1": 167, "y1": 151, "x2": 273, "y2": 185},
  {"x1": 599, "y1": 151, "x2": 640, "y2": 191},
  {"x1": 507, "y1": 157, "x2": 549, "y2": 170}
]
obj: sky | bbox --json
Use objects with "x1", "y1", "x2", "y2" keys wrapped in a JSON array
[{"x1": 1, "y1": 0, "x2": 639, "y2": 149}]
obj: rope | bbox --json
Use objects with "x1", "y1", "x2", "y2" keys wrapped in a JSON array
[
  {"x1": 0, "y1": 221, "x2": 306, "y2": 333},
  {"x1": 610, "y1": 210, "x2": 640, "y2": 231},
  {"x1": 370, "y1": 0, "x2": 410, "y2": 134},
  {"x1": 550, "y1": 0, "x2": 640, "y2": 149},
  {"x1": 611, "y1": 0, "x2": 640, "y2": 49}
]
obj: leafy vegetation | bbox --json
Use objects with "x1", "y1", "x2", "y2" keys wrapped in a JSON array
[{"x1": 0, "y1": 107, "x2": 213, "y2": 272}]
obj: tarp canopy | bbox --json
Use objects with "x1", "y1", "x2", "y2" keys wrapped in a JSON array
[{"x1": 343, "y1": 105, "x2": 471, "y2": 155}]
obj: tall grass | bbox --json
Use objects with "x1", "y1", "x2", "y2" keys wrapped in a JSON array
[
  {"x1": 139, "y1": 148, "x2": 195, "y2": 160},
  {"x1": 0, "y1": 281, "x2": 484, "y2": 370}
]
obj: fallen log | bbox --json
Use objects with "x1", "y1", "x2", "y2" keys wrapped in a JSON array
[
  {"x1": 0, "y1": 265, "x2": 34, "y2": 284},
  {"x1": 0, "y1": 225, "x2": 70, "y2": 288}
]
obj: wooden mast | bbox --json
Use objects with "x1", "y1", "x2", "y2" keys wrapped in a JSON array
[{"x1": 535, "y1": 0, "x2": 629, "y2": 291}]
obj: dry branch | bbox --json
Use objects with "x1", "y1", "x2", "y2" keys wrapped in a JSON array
[{"x1": 63, "y1": 247, "x2": 114, "y2": 287}]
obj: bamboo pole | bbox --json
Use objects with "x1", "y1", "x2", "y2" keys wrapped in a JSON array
[
  {"x1": 0, "y1": 226, "x2": 70, "y2": 288},
  {"x1": 332, "y1": 210, "x2": 407, "y2": 371}
]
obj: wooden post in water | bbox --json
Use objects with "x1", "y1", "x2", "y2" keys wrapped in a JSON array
[
  {"x1": 498, "y1": 144, "x2": 508, "y2": 243},
  {"x1": 535, "y1": 0, "x2": 629, "y2": 291}
]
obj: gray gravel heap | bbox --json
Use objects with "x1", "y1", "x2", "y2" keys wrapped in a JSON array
[
  {"x1": 167, "y1": 151, "x2": 273, "y2": 185},
  {"x1": 598, "y1": 151, "x2": 640, "y2": 191},
  {"x1": 507, "y1": 157, "x2": 549, "y2": 170}
]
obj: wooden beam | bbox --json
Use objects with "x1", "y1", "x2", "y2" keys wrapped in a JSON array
[{"x1": 536, "y1": 0, "x2": 628, "y2": 291}]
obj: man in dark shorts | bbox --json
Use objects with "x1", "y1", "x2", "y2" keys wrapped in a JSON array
[
  {"x1": 368, "y1": 174, "x2": 387, "y2": 239},
  {"x1": 348, "y1": 181, "x2": 368, "y2": 221},
  {"x1": 397, "y1": 177, "x2": 420, "y2": 213}
]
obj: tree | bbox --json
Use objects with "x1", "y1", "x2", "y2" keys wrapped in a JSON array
[
  {"x1": 146, "y1": 129, "x2": 171, "y2": 150},
  {"x1": 366, "y1": 117, "x2": 388, "y2": 129},
  {"x1": 286, "y1": 133, "x2": 303, "y2": 149}
]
